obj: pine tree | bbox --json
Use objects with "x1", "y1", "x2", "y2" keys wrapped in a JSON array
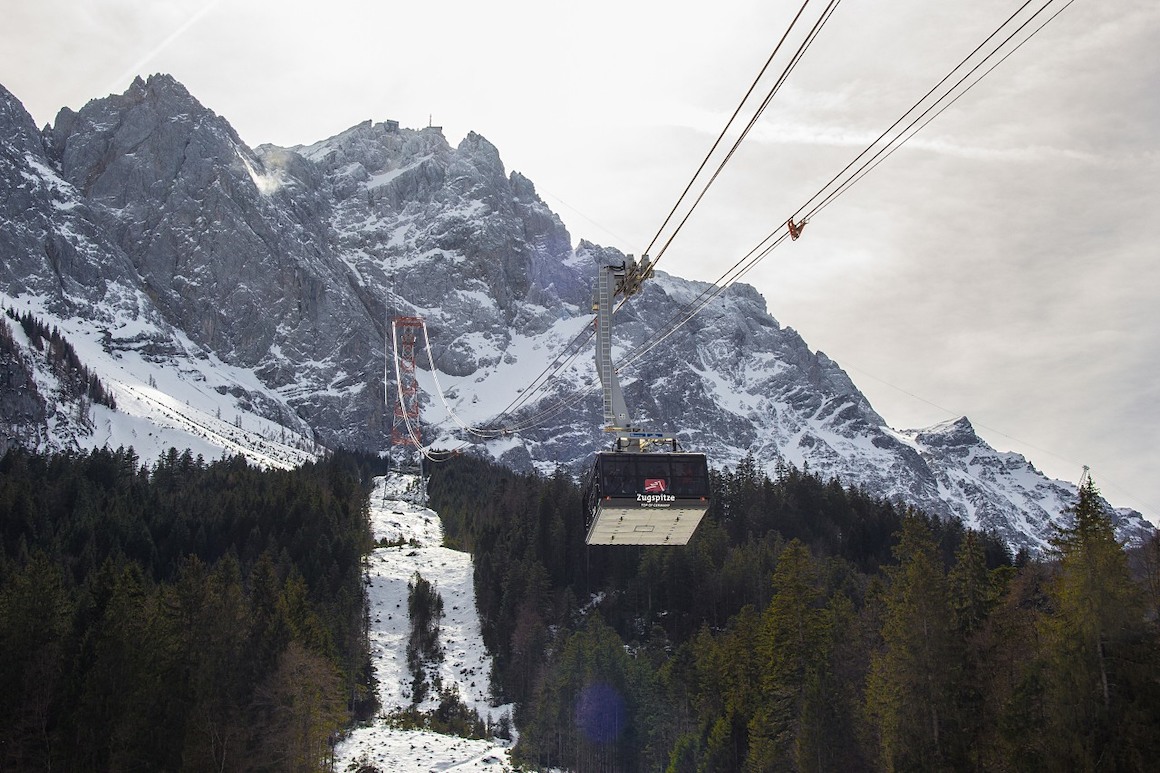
[
  {"x1": 945, "y1": 529, "x2": 1006, "y2": 768},
  {"x1": 0, "y1": 554, "x2": 73, "y2": 770},
  {"x1": 948, "y1": 530, "x2": 992, "y2": 636},
  {"x1": 1141, "y1": 531, "x2": 1160, "y2": 622},
  {"x1": 406, "y1": 572, "x2": 444, "y2": 705},
  {"x1": 252, "y1": 640, "x2": 347, "y2": 772},
  {"x1": 971, "y1": 560, "x2": 1053, "y2": 771},
  {"x1": 748, "y1": 540, "x2": 828, "y2": 771},
  {"x1": 521, "y1": 616, "x2": 644, "y2": 772},
  {"x1": 865, "y1": 514, "x2": 955, "y2": 771},
  {"x1": 1040, "y1": 475, "x2": 1154, "y2": 769}
]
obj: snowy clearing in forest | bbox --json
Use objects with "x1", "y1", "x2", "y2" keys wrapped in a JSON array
[{"x1": 334, "y1": 474, "x2": 516, "y2": 772}]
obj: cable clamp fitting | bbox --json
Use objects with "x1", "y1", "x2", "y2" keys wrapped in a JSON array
[{"x1": 788, "y1": 217, "x2": 807, "y2": 241}]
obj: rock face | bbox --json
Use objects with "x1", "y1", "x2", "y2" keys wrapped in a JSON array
[
  {"x1": 0, "y1": 320, "x2": 46, "y2": 454},
  {"x1": 1, "y1": 83, "x2": 141, "y2": 311},
  {"x1": 0, "y1": 75, "x2": 1152, "y2": 553},
  {"x1": 45, "y1": 76, "x2": 380, "y2": 438}
]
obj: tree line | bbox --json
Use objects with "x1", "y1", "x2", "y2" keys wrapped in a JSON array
[
  {"x1": 3, "y1": 308, "x2": 116, "y2": 410},
  {"x1": 426, "y1": 454, "x2": 1160, "y2": 771},
  {"x1": 0, "y1": 446, "x2": 380, "y2": 772}
]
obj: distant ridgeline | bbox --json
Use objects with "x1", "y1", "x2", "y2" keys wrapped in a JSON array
[
  {"x1": 425, "y1": 454, "x2": 1160, "y2": 772},
  {"x1": 0, "y1": 447, "x2": 383, "y2": 771}
]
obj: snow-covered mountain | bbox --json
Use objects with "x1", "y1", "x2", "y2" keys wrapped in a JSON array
[{"x1": 0, "y1": 74, "x2": 1151, "y2": 553}]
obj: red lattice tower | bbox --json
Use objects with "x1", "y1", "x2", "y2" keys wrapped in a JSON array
[{"x1": 390, "y1": 316, "x2": 425, "y2": 450}]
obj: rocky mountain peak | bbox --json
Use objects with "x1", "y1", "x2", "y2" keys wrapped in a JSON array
[
  {"x1": 509, "y1": 170, "x2": 538, "y2": 201},
  {"x1": 0, "y1": 86, "x2": 146, "y2": 310},
  {"x1": 453, "y1": 131, "x2": 507, "y2": 188},
  {"x1": 0, "y1": 83, "x2": 45, "y2": 158},
  {"x1": 48, "y1": 72, "x2": 245, "y2": 202},
  {"x1": 914, "y1": 416, "x2": 979, "y2": 448},
  {"x1": 293, "y1": 118, "x2": 450, "y2": 178},
  {"x1": 0, "y1": 74, "x2": 1153, "y2": 553},
  {"x1": 130, "y1": 72, "x2": 191, "y2": 101}
]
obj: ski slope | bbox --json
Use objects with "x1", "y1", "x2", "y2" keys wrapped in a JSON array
[{"x1": 334, "y1": 474, "x2": 516, "y2": 772}]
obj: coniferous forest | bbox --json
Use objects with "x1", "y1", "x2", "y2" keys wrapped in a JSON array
[
  {"x1": 0, "y1": 447, "x2": 379, "y2": 772},
  {"x1": 3, "y1": 445, "x2": 1158, "y2": 772},
  {"x1": 426, "y1": 454, "x2": 1160, "y2": 772}
]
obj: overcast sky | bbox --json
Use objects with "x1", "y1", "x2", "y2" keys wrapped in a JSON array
[{"x1": 3, "y1": 0, "x2": 1158, "y2": 524}]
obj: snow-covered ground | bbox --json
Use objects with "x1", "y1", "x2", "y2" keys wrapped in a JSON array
[
  {"x1": 335, "y1": 474, "x2": 516, "y2": 772},
  {"x1": 1, "y1": 290, "x2": 321, "y2": 470}
]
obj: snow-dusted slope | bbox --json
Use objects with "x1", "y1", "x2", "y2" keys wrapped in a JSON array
[
  {"x1": 894, "y1": 417, "x2": 1136, "y2": 552},
  {"x1": 336, "y1": 474, "x2": 515, "y2": 772},
  {"x1": 0, "y1": 291, "x2": 319, "y2": 469}
]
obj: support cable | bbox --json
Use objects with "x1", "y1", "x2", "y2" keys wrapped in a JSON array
[
  {"x1": 647, "y1": 0, "x2": 843, "y2": 274},
  {"x1": 805, "y1": 0, "x2": 1078, "y2": 223},
  {"x1": 642, "y1": 0, "x2": 821, "y2": 260},
  {"x1": 409, "y1": 0, "x2": 1078, "y2": 443},
  {"x1": 400, "y1": 3, "x2": 844, "y2": 441},
  {"x1": 620, "y1": 0, "x2": 1075, "y2": 372}
]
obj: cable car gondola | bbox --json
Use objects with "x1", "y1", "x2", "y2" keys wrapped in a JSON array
[
  {"x1": 585, "y1": 255, "x2": 713, "y2": 546},
  {"x1": 584, "y1": 450, "x2": 710, "y2": 545}
]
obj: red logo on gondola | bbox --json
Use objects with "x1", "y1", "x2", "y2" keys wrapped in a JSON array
[{"x1": 644, "y1": 478, "x2": 668, "y2": 493}]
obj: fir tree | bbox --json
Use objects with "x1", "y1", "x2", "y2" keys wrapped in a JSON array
[
  {"x1": 1040, "y1": 475, "x2": 1156, "y2": 769},
  {"x1": 749, "y1": 540, "x2": 828, "y2": 771},
  {"x1": 865, "y1": 514, "x2": 955, "y2": 771}
]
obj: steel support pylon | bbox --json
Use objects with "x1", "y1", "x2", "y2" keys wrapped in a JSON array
[{"x1": 390, "y1": 316, "x2": 425, "y2": 451}]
